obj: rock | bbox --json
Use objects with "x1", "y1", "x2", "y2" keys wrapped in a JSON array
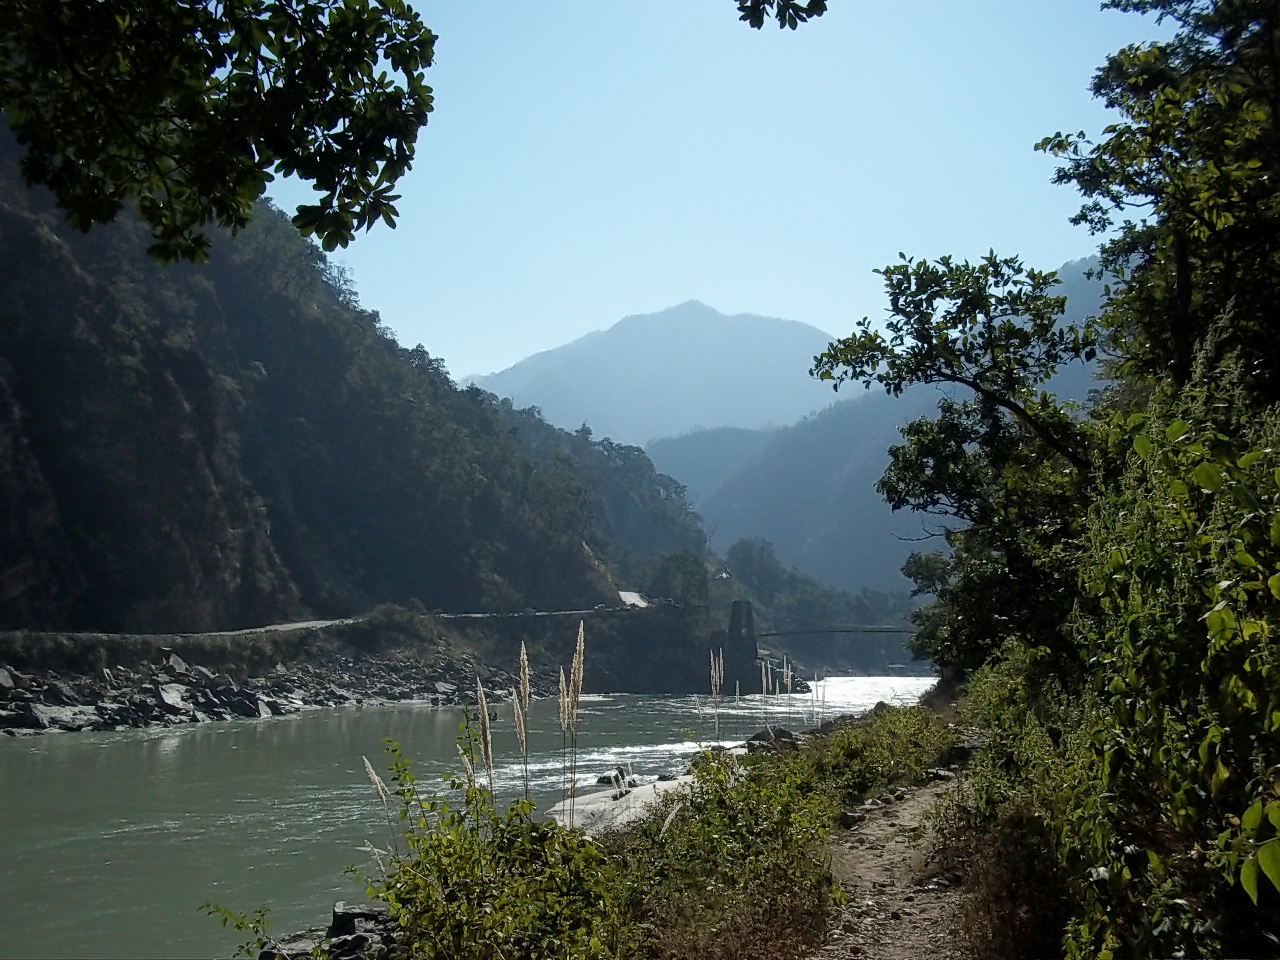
[
  {"x1": 44, "y1": 680, "x2": 79, "y2": 706},
  {"x1": 155, "y1": 683, "x2": 191, "y2": 715},
  {"x1": 0, "y1": 666, "x2": 14, "y2": 698},
  {"x1": 227, "y1": 694, "x2": 267, "y2": 718},
  {"x1": 328, "y1": 901, "x2": 389, "y2": 938},
  {"x1": 167, "y1": 652, "x2": 191, "y2": 675},
  {"x1": 211, "y1": 672, "x2": 237, "y2": 691},
  {"x1": 938, "y1": 743, "x2": 974, "y2": 768},
  {"x1": 0, "y1": 702, "x2": 52, "y2": 730},
  {"x1": 0, "y1": 707, "x2": 34, "y2": 730},
  {"x1": 927, "y1": 767, "x2": 956, "y2": 781},
  {"x1": 190, "y1": 665, "x2": 216, "y2": 686},
  {"x1": 747, "y1": 726, "x2": 797, "y2": 742},
  {"x1": 258, "y1": 932, "x2": 323, "y2": 960},
  {"x1": 327, "y1": 933, "x2": 376, "y2": 960},
  {"x1": 434, "y1": 681, "x2": 456, "y2": 695},
  {"x1": 838, "y1": 809, "x2": 867, "y2": 829}
]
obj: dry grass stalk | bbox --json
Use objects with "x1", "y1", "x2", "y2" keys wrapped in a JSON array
[
  {"x1": 363, "y1": 754, "x2": 399, "y2": 857},
  {"x1": 570, "y1": 620, "x2": 585, "y2": 721},
  {"x1": 558, "y1": 667, "x2": 569, "y2": 732},
  {"x1": 518, "y1": 640, "x2": 531, "y2": 713},
  {"x1": 456, "y1": 741, "x2": 475, "y2": 787},
  {"x1": 512, "y1": 691, "x2": 529, "y2": 801},
  {"x1": 558, "y1": 665, "x2": 569, "y2": 813},
  {"x1": 475, "y1": 678, "x2": 494, "y2": 794},
  {"x1": 710, "y1": 647, "x2": 725, "y2": 742},
  {"x1": 567, "y1": 621, "x2": 586, "y2": 825},
  {"x1": 658, "y1": 800, "x2": 684, "y2": 839}
]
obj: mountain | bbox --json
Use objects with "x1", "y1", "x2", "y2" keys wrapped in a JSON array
[
  {"x1": 697, "y1": 389, "x2": 947, "y2": 592},
  {"x1": 651, "y1": 258, "x2": 1107, "y2": 594},
  {"x1": 646, "y1": 427, "x2": 775, "y2": 507},
  {"x1": 0, "y1": 131, "x2": 718, "y2": 633},
  {"x1": 468, "y1": 302, "x2": 836, "y2": 445}
]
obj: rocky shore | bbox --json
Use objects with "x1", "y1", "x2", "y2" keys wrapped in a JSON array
[{"x1": 0, "y1": 649, "x2": 555, "y2": 737}]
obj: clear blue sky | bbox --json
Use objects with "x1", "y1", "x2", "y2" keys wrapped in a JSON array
[{"x1": 270, "y1": 2, "x2": 1164, "y2": 379}]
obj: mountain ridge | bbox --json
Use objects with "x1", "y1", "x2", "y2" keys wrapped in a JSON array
[{"x1": 469, "y1": 300, "x2": 837, "y2": 445}]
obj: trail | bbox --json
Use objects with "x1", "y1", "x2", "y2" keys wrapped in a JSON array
[{"x1": 809, "y1": 779, "x2": 970, "y2": 960}]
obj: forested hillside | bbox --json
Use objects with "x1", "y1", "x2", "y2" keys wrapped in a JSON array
[{"x1": 0, "y1": 131, "x2": 704, "y2": 633}]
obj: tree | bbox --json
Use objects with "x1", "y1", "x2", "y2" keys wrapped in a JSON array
[
  {"x1": 812, "y1": 253, "x2": 1096, "y2": 472},
  {"x1": 1, "y1": 1, "x2": 821, "y2": 262},
  {"x1": 734, "y1": 0, "x2": 827, "y2": 30},
  {"x1": 1, "y1": 0, "x2": 435, "y2": 261},
  {"x1": 1038, "y1": 0, "x2": 1280, "y2": 397}
]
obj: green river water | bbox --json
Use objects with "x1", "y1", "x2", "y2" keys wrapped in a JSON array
[{"x1": 0, "y1": 675, "x2": 935, "y2": 959}]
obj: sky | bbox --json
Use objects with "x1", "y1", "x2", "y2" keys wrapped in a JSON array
[{"x1": 269, "y1": 1, "x2": 1166, "y2": 380}]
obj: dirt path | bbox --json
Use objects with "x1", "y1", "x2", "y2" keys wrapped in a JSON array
[{"x1": 809, "y1": 778, "x2": 970, "y2": 960}]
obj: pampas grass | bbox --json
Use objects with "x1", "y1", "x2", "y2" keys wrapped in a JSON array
[
  {"x1": 475, "y1": 678, "x2": 494, "y2": 794},
  {"x1": 565, "y1": 621, "x2": 586, "y2": 825},
  {"x1": 364, "y1": 754, "x2": 399, "y2": 857},
  {"x1": 516, "y1": 641, "x2": 531, "y2": 801}
]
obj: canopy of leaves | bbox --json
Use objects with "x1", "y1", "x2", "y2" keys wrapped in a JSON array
[{"x1": 0, "y1": 0, "x2": 436, "y2": 261}]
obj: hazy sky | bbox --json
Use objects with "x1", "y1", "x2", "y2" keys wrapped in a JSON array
[{"x1": 270, "y1": 2, "x2": 1164, "y2": 379}]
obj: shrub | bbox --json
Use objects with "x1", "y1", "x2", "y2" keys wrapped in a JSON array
[
  {"x1": 363, "y1": 738, "x2": 620, "y2": 960},
  {"x1": 602, "y1": 749, "x2": 836, "y2": 960}
]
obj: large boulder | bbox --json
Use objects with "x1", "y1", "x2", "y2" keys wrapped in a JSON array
[{"x1": 154, "y1": 683, "x2": 191, "y2": 715}]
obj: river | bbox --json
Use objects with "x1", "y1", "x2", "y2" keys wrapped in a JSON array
[{"x1": 0, "y1": 675, "x2": 936, "y2": 959}]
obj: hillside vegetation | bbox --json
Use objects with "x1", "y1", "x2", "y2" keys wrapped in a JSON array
[{"x1": 0, "y1": 129, "x2": 705, "y2": 635}]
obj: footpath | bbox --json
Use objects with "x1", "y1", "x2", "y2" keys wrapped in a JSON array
[{"x1": 809, "y1": 778, "x2": 970, "y2": 960}]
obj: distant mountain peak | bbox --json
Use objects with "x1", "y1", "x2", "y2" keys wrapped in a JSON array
[{"x1": 470, "y1": 303, "x2": 835, "y2": 445}]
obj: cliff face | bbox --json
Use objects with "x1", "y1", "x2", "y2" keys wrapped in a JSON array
[
  {"x1": 0, "y1": 188, "x2": 302, "y2": 632},
  {"x1": 0, "y1": 134, "x2": 626, "y2": 633}
]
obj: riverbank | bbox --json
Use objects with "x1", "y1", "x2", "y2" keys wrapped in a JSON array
[{"x1": 0, "y1": 644, "x2": 551, "y2": 736}]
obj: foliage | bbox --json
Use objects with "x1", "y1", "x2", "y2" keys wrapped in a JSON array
[
  {"x1": 734, "y1": 0, "x2": 827, "y2": 30},
  {"x1": 775, "y1": 704, "x2": 951, "y2": 809},
  {"x1": 602, "y1": 747, "x2": 836, "y2": 960},
  {"x1": 0, "y1": 0, "x2": 435, "y2": 261},
  {"x1": 813, "y1": 252, "x2": 1095, "y2": 471},
  {"x1": 0, "y1": 185, "x2": 644, "y2": 629},
  {"x1": 1038, "y1": 1, "x2": 1280, "y2": 397},
  {"x1": 366, "y1": 739, "x2": 619, "y2": 960},
  {"x1": 1058, "y1": 358, "x2": 1280, "y2": 959},
  {"x1": 492, "y1": 404, "x2": 708, "y2": 588}
]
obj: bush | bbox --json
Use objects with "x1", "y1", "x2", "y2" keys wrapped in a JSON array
[
  {"x1": 364, "y1": 738, "x2": 620, "y2": 960},
  {"x1": 602, "y1": 749, "x2": 836, "y2": 960}
]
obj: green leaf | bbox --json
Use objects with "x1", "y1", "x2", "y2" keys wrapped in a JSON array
[
  {"x1": 1166, "y1": 419, "x2": 1192, "y2": 442},
  {"x1": 1243, "y1": 799, "x2": 1265, "y2": 832},
  {"x1": 1241, "y1": 856, "x2": 1260, "y2": 904},
  {"x1": 1133, "y1": 435, "x2": 1152, "y2": 459},
  {"x1": 1191, "y1": 462, "x2": 1223, "y2": 492},
  {"x1": 1259, "y1": 839, "x2": 1280, "y2": 895},
  {"x1": 1268, "y1": 573, "x2": 1280, "y2": 600}
]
